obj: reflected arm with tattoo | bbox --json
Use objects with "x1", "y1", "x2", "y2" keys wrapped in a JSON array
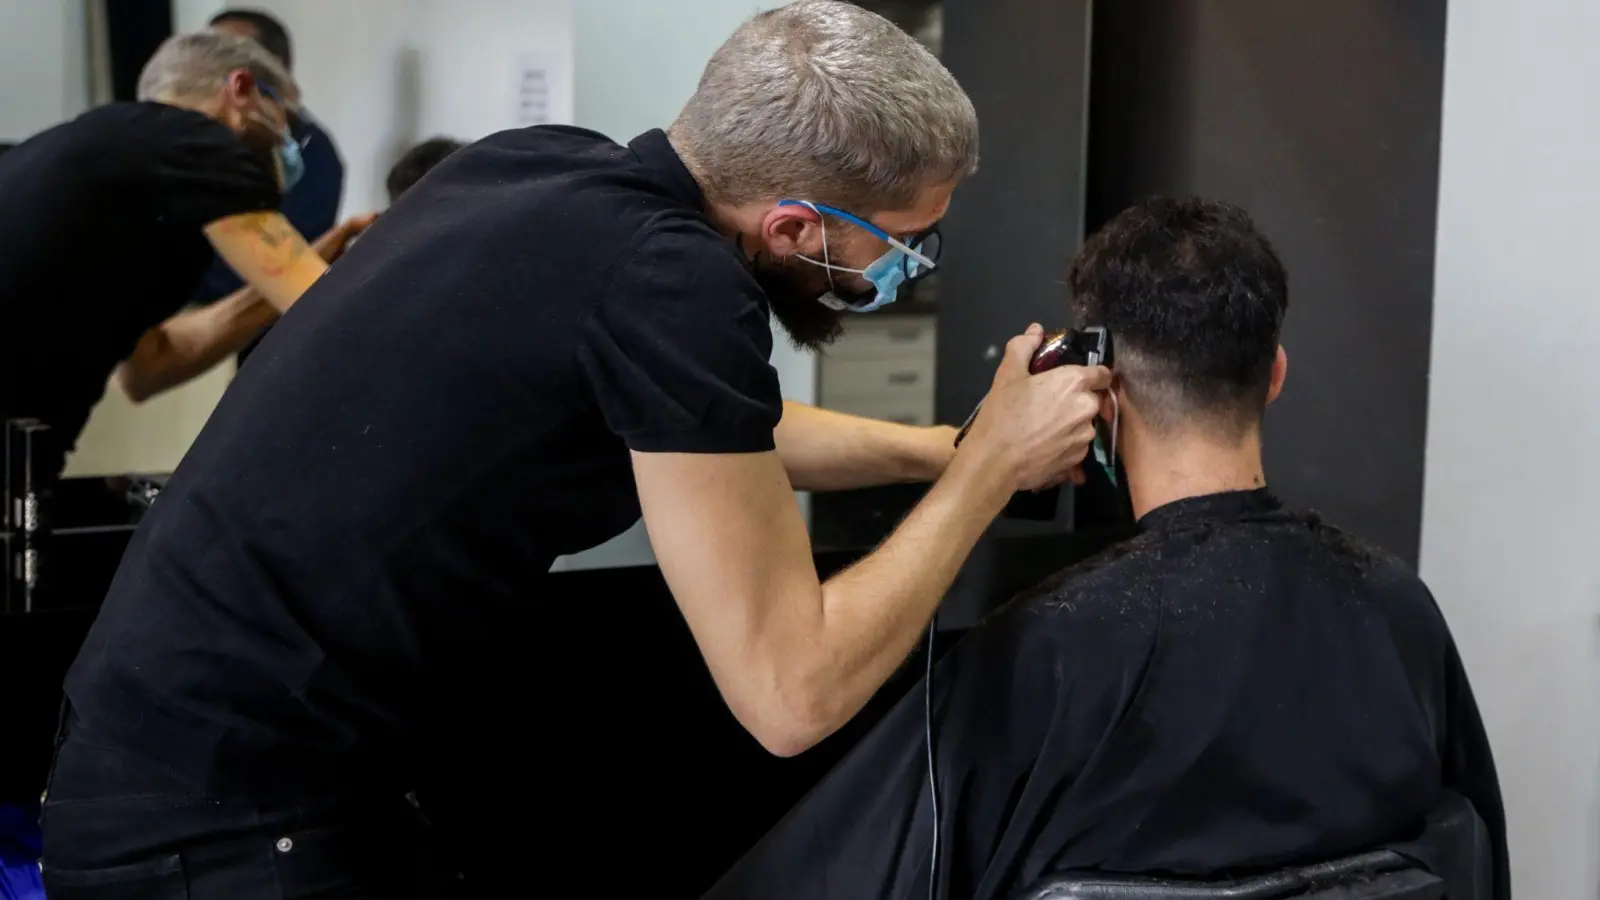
[
  {"x1": 203, "y1": 210, "x2": 329, "y2": 313},
  {"x1": 115, "y1": 285, "x2": 277, "y2": 402}
]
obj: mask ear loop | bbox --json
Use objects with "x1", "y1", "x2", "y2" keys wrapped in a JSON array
[
  {"x1": 1107, "y1": 388, "x2": 1119, "y2": 466},
  {"x1": 798, "y1": 201, "x2": 839, "y2": 297},
  {"x1": 1094, "y1": 387, "x2": 1121, "y2": 487}
]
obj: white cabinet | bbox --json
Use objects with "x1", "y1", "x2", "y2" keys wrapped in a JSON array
[{"x1": 817, "y1": 314, "x2": 937, "y2": 426}]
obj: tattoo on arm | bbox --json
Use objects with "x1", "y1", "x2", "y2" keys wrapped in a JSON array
[{"x1": 222, "y1": 213, "x2": 308, "y2": 278}]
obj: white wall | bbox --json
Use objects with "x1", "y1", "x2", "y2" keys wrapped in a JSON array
[
  {"x1": 1421, "y1": 1, "x2": 1600, "y2": 896},
  {"x1": 173, "y1": 0, "x2": 576, "y2": 216},
  {"x1": 0, "y1": 0, "x2": 88, "y2": 141}
]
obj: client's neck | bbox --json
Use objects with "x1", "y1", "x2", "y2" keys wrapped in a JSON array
[{"x1": 1121, "y1": 427, "x2": 1267, "y2": 521}]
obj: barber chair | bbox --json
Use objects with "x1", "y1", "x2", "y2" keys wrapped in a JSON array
[{"x1": 1015, "y1": 793, "x2": 1489, "y2": 900}]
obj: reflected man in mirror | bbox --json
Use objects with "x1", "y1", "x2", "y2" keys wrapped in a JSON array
[{"x1": 0, "y1": 31, "x2": 373, "y2": 479}]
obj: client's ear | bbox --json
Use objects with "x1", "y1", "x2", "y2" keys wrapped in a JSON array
[{"x1": 1266, "y1": 345, "x2": 1288, "y2": 405}]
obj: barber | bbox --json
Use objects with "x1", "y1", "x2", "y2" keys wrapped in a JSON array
[
  {"x1": 0, "y1": 30, "x2": 372, "y2": 480},
  {"x1": 42, "y1": 3, "x2": 1109, "y2": 895}
]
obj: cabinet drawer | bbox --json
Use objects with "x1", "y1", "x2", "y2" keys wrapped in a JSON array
[
  {"x1": 823, "y1": 394, "x2": 936, "y2": 427},
  {"x1": 820, "y1": 356, "x2": 935, "y2": 403},
  {"x1": 826, "y1": 316, "x2": 937, "y2": 361}
]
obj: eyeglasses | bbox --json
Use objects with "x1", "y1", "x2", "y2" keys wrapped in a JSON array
[{"x1": 777, "y1": 200, "x2": 943, "y2": 282}]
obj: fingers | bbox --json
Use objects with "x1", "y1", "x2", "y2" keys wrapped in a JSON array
[
  {"x1": 1032, "y1": 363, "x2": 1112, "y2": 404},
  {"x1": 1072, "y1": 364, "x2": 1114, "y2": 393},
  {"x1": 992, "y1": 323, "x2": 1046, "y2": 386}
]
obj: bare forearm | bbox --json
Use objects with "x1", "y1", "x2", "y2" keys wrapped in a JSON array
[
  {"x1": 637, "y1": 444, "x2": 1011, "y2": 755},
  {"x1": 776, "y1": 400, "x2": 955, "y2": 490},
  {"x1": 800, "y1": 450, "x2": 1013, "y2": 738},
  {"x1": 116, "y1": 288, "x2": 276, "y2": 402}
]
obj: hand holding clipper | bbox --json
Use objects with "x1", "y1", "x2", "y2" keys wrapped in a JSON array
[{"x1": 949, "y1": 325, "x2": 1110, "y2": 499}]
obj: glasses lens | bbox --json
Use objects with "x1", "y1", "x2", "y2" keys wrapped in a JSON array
[{"x1": 904, "y1": 229, "x2": 942, "y2": 281}]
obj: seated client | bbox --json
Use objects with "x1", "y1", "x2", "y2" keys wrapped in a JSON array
[
  {"x1": 385, "y1": 136, "x2": 464, "y2": 202},
  {"x1": 703, "y1": 196, "x2": 1508, "y2": 900}
]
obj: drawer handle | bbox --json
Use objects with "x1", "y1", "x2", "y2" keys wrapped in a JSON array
[
  {"x1": 887, "y1": 329, "x2": 922, "y2": 342},
  {"x1": 886, "y1": 371, "x2": 921, "y2": 386}
]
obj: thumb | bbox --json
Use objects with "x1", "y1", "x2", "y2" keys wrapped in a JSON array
[{"x1": 993, "y1": 323, "x2": 1046, "y2": 385}]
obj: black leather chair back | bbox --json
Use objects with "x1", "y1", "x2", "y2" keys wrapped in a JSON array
[
  {"x1": 1014, "y1": 851, "x2": 1442, "y2": 900},
  {"x1": 1015, "y1": 793, "x2": 1487, "y2": 900}
]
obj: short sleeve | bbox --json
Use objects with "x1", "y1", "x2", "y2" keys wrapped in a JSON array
[
  {"x1": 578, "y1": 219, "x2": 783, "y2": 454},
  {"x1": 151, "y1": 108, "x2": 281, "y2": 228}
]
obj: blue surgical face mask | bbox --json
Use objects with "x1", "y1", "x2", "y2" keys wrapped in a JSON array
[
  {"x1": 247, "y1": 89, "x2": 304, "y2": 192},
  {"x1": 814, "y1": 247, "x2": 912, "y2": 313},
  {"x1": 787, "y1": 200, "x2": 935, "y2": 313},
  {"x1": 276, "y1": 131, "x2": 305, "y2": 191}
]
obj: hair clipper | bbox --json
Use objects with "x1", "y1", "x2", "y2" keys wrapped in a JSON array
[{"x1": 952, "y1": 326, "x2": 1114, "y2": 520}]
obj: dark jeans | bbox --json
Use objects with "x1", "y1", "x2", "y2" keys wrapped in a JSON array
[{"x1": 40, "y1": 711, "x2": 460, "y2": 899}]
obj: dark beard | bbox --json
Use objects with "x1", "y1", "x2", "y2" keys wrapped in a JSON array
[{"x1": 749, "y1": 253, "x2": 848, "y2": 350}]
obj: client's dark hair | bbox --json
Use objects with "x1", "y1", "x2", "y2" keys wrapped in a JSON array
[
  {"x1": 210, "y1": 9, "x2": 293, "y2": 70},
  {"x1": 1069, "y1": 196, "x2": 1288, "y2": 437},
  {"x1": 386, "y1": 137, "x2": 466, "y2": 203}
]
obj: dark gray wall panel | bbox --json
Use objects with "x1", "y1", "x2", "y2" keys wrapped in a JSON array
[
  {"x1": 1084, "y1": 0, "x2": 1448, "y2": 564},
  {"x1": 935, "y1": 0, "x2": 1095, "y2": 425}
]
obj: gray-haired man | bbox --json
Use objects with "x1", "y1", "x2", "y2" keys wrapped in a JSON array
[
  {"x1": 0, "y1": 30, "x2": 372, "y2": 480},
  {"x1": 41, "y1": 3, "x2": 1109, "y2": 896}
]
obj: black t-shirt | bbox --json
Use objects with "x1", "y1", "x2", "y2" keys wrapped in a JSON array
[
  {"x1": 0, "y1": 102, "x2": 279, "y2": 473},
  {"x1": 64, "y1": 127, "x2": 784, "y2": 796}
]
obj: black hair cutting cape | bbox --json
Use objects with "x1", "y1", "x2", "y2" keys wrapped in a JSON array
[{"x1": 702, "y1": 490, "x2": 1508, "y2": 900}]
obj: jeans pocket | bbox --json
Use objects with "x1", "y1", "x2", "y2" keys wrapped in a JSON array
[{"x1": 42, "y1": 853, "x2": 188, "y2": 899}]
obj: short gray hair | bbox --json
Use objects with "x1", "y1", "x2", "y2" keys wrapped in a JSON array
[
  {"x1": 670, "y1": 0, "x2": 979, "y2": 213},
  {"x1": 137, "y1": 31, "x2": 297, "y2": 107}
]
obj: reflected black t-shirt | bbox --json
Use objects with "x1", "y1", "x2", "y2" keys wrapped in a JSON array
[
  {"x1": 64, "y1": 127, "x2": 784, "y2": 797},
  {"x1": 0, "y1": 102, "x2": 279, "y2": 473}
]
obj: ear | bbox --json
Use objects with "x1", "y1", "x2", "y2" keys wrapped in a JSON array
[
  {"x1": 1265, "y1": 345, "x2": 1288, "y2": 404},
  {"x1": 758, "y1": 202, "x2": 823, "y2": 258},
  {"x1": 223, "y1": 68, "x2": 257, "y2": 103}
]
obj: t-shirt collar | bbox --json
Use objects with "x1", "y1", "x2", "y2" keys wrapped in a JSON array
[{"x1": 627, "y1": 129, "x2": 705, "y2": 211}]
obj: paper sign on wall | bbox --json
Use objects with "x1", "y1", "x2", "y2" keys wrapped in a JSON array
[{"x1": 513, "y1": 49, "x2": 573, "y2": 127}]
